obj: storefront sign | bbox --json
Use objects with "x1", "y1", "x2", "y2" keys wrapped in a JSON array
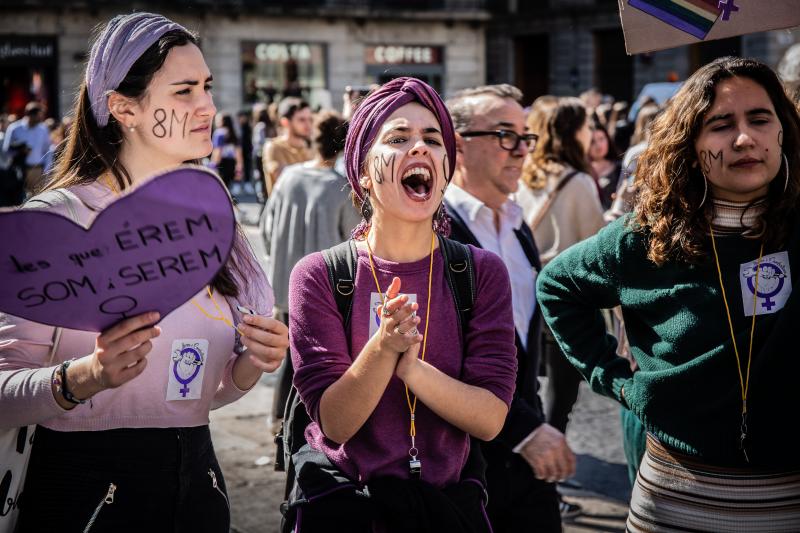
[
  {"x1": 255, "y1": 42, "x2": 313, "y2": 63},
  {"x1": 0, "y1": 166, "x2": 235, "y2": 332},
  {"x1": 366, "y1": 46, "x2": 442, "y2": 65},
  {"x1": 0, "y1": 37, "x2": 55, "y2": 62}
]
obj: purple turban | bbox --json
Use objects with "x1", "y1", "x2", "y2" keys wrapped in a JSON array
[
  {"x1": 344, "y1": 77, "x2": 456, "y2": 204},
  {"x1": 86, "y1": 12, "x2": 190, "y2": 127}
]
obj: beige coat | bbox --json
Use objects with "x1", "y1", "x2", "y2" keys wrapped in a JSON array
[{"x1": 514, "y1": 168, "x2": 606, "y2": 266}]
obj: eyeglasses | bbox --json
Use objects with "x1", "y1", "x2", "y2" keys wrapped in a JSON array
[{"x1": 459, "y1": 130, "x2": 539, "y2": 153}]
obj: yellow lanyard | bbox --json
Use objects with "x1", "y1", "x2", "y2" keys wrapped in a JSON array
[
  {"x1": 709, "y1": 227, "x2": 763, "y2": 462},
  {"x1": 191, "y1": 286, "x2": 236, "y2": 330},
  {"x1": 365, "y1": 231, "x2": 435, "y2": 474}
]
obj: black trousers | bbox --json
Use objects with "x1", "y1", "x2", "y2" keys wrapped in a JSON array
[
  {"x1": 483, "y1": 443, "x2": 562, "y2": 533},
  {"x1": 543, "y1": 328, "x2": 583, "y2": 434},
  {"x1": 17, "y1": 425, "x2": 229, "y2": 533},
  {"x1": 0, "y1": 165, "x2": 25, "y2": 207},
  {"x1": 217, "y1": 157, "x2": 236, "y2": 188}
]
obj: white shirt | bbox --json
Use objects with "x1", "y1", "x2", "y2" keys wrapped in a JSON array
[
  {"x1": 445, "y1": 184, "x2": 536, "y2": 349},
  {"x1": 2, "y1": 118, "x2": 51, "y2": 167}
]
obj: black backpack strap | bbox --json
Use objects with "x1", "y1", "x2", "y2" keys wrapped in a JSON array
[
  {"x1": 322, "y1": 239, "x2": 359, "y2": 329},
  {"x1": 437, "y1": 235, "x2": 475, "y2": 345}
]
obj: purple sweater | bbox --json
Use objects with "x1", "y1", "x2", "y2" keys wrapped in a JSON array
[{"x1": 288, "y1": 245, "x2": 517, "y2": 488}]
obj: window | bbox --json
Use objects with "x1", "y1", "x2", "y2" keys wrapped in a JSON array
[{"x1": 242, "y1": 41, "x2": 327, "y2": 108}]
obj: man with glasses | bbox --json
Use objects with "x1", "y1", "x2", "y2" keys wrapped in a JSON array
[{"x1": 444, "y1": 85, "x2": 574, "y2": 532}]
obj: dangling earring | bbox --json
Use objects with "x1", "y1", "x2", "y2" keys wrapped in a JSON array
[
  {"x1": 699, "y1": 173, "x2": 708, "y2": 208},
  {"x1": 434, "y1": 202, "x2": 446, "y2": 227},
  {"x1": 361, "y1": 189, "x2": 373, "y2": 221},
  {"x1": 783, "y1": 153, "x2": 790, "y2": 193},
  {"x1": 432, "y1": 202, "x2": 451, "y2": 235}
]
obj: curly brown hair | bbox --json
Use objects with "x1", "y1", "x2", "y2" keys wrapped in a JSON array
[
  {"x1": 521, "y1": 97, "x2": 591, "y2": 190},
  {"x1": 634, "y1": 57, "x2": 800, "y2": 266}
]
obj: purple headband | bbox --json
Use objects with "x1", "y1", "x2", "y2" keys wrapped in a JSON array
[
  {"x1": 344, "y1": 77, "x2": 456, "y2": 205},
  {"x1": 86, "y1": 12, "x2": 189, "y2": 127}
]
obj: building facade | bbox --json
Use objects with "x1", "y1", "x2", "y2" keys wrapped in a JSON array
[
  {"x1": 0, "y1": 1, "x2": 488, "y2": 119},
  {"x1": 486, "y1": 0, "x2": 800, "y2": 106},
  {"x1": 2, "y1": 1, "x2": 799, "y2": 119}
]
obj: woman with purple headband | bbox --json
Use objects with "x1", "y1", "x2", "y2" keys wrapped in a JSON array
[
  {"x1": 285, "y1": 77, "x2": 517, "y2": 531},
  {"x1": 0, "y1": 13, "x2": 287, "y2": 532}
]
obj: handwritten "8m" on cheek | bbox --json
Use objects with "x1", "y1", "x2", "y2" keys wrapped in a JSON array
[{"x1": 152, "y1": 108, "x2": 189, "y2": 139}]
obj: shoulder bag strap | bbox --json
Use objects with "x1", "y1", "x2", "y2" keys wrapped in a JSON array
[
  {"x1": 513, "y1": 223, "x2": 541, "y2": 272},
  {"x1": 321, "y1": 240, "x2": 358, "y2": 331},
  {"x1": 528, "y1": 169, "x2": 581, "y2": 233}
]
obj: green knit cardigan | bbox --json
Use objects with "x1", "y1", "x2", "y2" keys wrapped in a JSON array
[{"x1": 537, "y1": 214, "x2": 800, "y2": 468}]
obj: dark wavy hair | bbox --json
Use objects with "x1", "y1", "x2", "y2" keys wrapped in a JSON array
[
  {"x1": 634, "y1": 56, "x2": 800, "y2": 266},
  {"x1": 522, "y1": 96, "x2": 591, "y2": 189},
  {"x1": 313, "y1": 110, "x2": 346, "y2": 161},
  {"x1": 45, "y1": 28, "x2": 254, "y2": 298}
]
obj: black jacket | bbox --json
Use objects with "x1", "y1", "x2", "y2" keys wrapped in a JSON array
[{"x1": 445, "y1": 202, "x2": 546, "y2": 451}]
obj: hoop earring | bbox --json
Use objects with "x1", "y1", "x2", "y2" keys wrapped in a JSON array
[
  {"x1": 783, "y1": 153, "x2": 790, "y2": 193},
  {"x1": 699, "y1": 173, "x2": 708, "y2": 208},
  {"x1": 360, "y1": 190, "x2": 373, "y2": 221}
]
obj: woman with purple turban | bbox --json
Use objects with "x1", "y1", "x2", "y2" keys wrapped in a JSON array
[
  {"x1": 286, "y1": 77, "x2": 518, "y2": 531},
  {"x1": 0, "y1": 13, "x2": 288, "y2": 532}
]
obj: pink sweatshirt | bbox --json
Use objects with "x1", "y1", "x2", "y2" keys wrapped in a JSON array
[{"x1": 0, "y1": 181, "x2": 266, "y2": 431}]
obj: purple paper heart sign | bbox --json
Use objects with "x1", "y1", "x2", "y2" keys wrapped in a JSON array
[{"x1": 0, "y1": 166, "x2": 235, "y2": 332}]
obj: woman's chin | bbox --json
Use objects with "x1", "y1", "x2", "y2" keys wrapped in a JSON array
[{"x1": 387, "y1": 206, "x2": 437, "y2": 226}]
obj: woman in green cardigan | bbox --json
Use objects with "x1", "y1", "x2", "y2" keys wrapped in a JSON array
[{"x1": 537, "y1": 56, "x2": 800, "y2": 532}]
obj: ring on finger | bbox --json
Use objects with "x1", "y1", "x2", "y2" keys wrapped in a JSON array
[{"x1": 382, "y1": 306, "x2": 394, "y2": 317}]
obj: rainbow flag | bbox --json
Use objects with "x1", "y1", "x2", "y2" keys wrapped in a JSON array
[{"x1": 628, "y1": 0, "x2": 722, "y2": 40}]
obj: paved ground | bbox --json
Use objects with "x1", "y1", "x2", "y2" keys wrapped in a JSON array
[{"x1": 211, "y1": 201, "x2": 632, "y2": 533}]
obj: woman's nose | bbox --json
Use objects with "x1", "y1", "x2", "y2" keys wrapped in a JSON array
[
  {"x1": 409, "y1": 139, "x2": 430, "y2": 156},
  {"x1": 733, "y1": 127, "x2": 756, "y2": 149}
]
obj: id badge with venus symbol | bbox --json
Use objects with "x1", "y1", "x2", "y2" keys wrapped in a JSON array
[
  {"x1": 167, "y1": 339, "x2": 208, "y2": 401},
  {"x1": 369, "y1": 292, "x2": 417, "y2": 338}
]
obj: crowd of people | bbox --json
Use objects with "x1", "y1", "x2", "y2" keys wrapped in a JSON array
[{"x1": 2, "y1": 10, "x2": 800, "y2": 533}]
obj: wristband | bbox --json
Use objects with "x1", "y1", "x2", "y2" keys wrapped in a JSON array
[{"x1": 53, "y1": 360, "x2": 87, "y2": 405}]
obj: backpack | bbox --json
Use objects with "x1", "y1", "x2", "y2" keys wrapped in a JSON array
[{"x1": 275, "y1": 235, "x2": 476, "y2": 501}]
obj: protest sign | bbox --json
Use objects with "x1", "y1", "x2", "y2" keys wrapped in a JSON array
[
  {"x1": 619, "y1": 0, "x2": 800, "y2": 54},
  {"x1": 0, "y1": 166, "x2": 236, "y2": 332}
]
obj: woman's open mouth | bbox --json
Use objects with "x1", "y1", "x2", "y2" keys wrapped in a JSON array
[{"x1": 401, "y1": 165, "x2": 433, "y2": 202}]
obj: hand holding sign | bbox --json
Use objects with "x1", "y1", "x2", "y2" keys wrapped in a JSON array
[
  {"x1": 0, "y1": 166, "x2": 236, "y2": 331},
  {"x1": 58, "y1": 312, "x2": 163, "y2": 407}
]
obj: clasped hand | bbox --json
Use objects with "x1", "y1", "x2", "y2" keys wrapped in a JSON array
[{"x1": 376, "y1": 277, "x2": 422, "y2": 379}]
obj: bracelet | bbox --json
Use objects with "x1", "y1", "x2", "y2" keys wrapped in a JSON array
[{"x1": 53, "y1": 360, "x2": 87, "y2": 405}]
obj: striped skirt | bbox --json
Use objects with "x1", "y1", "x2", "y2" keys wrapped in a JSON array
[{"x1": 627, "y1": 435, "x2": 800, "y2": 532}]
